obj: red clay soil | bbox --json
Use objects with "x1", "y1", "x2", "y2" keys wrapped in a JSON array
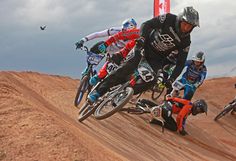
[{"x1": 0, "y1": 71, "x2": 236, "y2": 161}]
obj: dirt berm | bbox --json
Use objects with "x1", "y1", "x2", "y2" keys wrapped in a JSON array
[{"x1": 0, "y1": 71, "x2": 236, "y2": 161}]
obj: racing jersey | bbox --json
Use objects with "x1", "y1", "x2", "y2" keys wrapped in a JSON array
[
  {"x1": 140, "y1": 13, "x2": 192, "y2": 80},
  {"x1": 166, "y1": 97, "x2": 193, "y2": 131},
  {"x1": 182, "y1": 60, "x2": 207, "y2": 86},
  {"x1": 104, "y1": 28, "x2": 140, "y2": 54},
  {"x1": 81, "y1": 27, "x2": 128, "y2": 54},
  {"x1": 119, "y1": 40, "x2": 136, "y2": 58}
]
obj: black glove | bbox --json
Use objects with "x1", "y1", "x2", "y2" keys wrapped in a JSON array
[
  {"x1": 135, "y1": 37, "x2": 145, "y2": 49},
  {"x1": 179, "y1": 129, "x2": 188, "y2": 136},
  {"x1": 111, "y1": 53, "x2": 123, "y2": 65},
  {"x1": 75, "y1": 39, "x2": 84, "y2": 50}
]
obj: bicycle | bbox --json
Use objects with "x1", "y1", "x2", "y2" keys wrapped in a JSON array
[
  {"x1": 151, "y1": 65, "x2": 176, "y2": 100},
  {"x1": 77, "y1": 51, "x2": 119, "y2": 122},
  {"x1": 214, "y1": 97, "x2": 236, "y2": 121},
  {"x1": 93, "y1": 51, "x2": 158, "y2": 120},
  {"x1": 129, "y1": 74, "x2": 166, "y2": 104},
  {"x1": 121, "y1": 98, "x2": 166, "y2": 132},
  {"x1": 135, "y1": 64, "x2": 175, "y2": 101},
  {"x1": 74, "y1": 46, "x2": 105, "y2": 107},
  {"x1": 150, "y1": 74, "x2": 167, "y2": 100}
]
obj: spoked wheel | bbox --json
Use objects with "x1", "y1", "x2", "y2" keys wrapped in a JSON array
[
  {"x1": 74, "y1": 76, "x2": 90, "y2": 107},
  {"x1": 151, "y1": 85, "x2": 165, "y2": 100},
  {"x1": 214, "y1": 104, "x2": 234, "y2": 121},
  {"x1": 94, "y1": 87, "x2": 134, "y2": 120},
  {"x1": 78, "y1": 101, "x2": 96, "y2": 122}
]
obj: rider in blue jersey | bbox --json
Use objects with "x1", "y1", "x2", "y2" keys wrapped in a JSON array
[{"x1": 171, "y1": 51, "x2": 207, "y2": 100}]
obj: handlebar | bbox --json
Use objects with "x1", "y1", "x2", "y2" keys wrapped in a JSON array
[{"x1": 78, "y1": 46, "x2": 89, "y2": 52}]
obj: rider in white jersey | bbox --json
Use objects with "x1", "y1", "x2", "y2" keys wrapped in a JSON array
[{"x1": 75, "y1": 18, "x2": 137, "y2": 54}]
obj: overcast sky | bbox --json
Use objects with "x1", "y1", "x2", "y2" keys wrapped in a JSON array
[{"x1": 1, "y1": 0, "x2": 236, "y2": 79}]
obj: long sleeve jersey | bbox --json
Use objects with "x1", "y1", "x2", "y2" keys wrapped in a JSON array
[
  {"x1": 104, "y1": 28, "x2": 140, "y2": 54},
  {"x1": 119, "y1": 40, "x2": 136, "y2": 58},
  {"x1": 82, "y1": 27, "x2": 122, "y2": 41},
  {"x1": 182, "y1": 60, "x2": 207, "y2": 86},
  {"x1": 166, "y1": 97, "x2": 193, "y2": 131},
  {"x1": 81, "y1": 27, "x2": 129, "y2": 53},
  {"x1": 139, "y1": 13, "x2": 192, "y2": 81}
]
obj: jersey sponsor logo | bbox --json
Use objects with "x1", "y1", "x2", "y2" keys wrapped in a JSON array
[
  {"x1": 186, "y1": 66, "x2": 201, "y2": 83},
  {"x1": 152, "y1": 32, "x2": 175, "y2": 51}
]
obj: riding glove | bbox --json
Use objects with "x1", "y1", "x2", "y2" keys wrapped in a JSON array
[
  {"x1": 75, "y1": 39, "x2": 84, "y2": 49},
  {"x1": 98, "y1": 43, "x2": 108, "y2": 53}
]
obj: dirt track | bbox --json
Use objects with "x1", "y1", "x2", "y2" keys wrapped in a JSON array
[{"x1": 0, "y1": 71, "x2": 236, "y2": 161}]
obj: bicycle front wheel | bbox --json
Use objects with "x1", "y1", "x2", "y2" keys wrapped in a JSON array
[
  {"x1": 74, "y1": 76, "x2": 89, "y2": 107},
  {"x1": 78, "y1": 101, "x2": 96, "y2": 122},
  {"x1": 214, "y1": 104, "x2": 234, "y2": 121},
  {"x1": 94, "y1": 87, "x2": 134, "y2": 120}
]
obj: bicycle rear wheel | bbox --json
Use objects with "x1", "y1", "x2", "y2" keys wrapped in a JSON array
[
  {"x1": 94, "y1": 87, "x2": 134, "y2": 120},
  {"x1": 214, "y1": 104, "x2": 234, "y2": 121},
  {"x1": 74, "y1": 76, "x2": 89, "y2": 107}
]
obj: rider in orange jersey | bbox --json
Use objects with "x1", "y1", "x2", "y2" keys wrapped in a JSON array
[{"x1": 138, "y1": 96, "x2": 207, "y2": 135}]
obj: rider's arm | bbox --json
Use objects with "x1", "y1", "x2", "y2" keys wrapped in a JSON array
[
  {"x1": 105, "y1": 28, "x2": 140, "y2": 46},
  {"x1": 167, "y1": 97, "x2": 191, "y2": 105},
  {"x1": 195, "y1": 66, "x2": 207, "y2": 88},
  {"x1": 119, "y1": 40, "x2": 136, "y2": 58},
  {"x1": 176, "y1": 104, "x2": 191, "y2": 131},
  {"x1": 169, "y1": 42, "x2": 191, "y2": 81},
  {"x1": 82, "y1": 27, "x2": 121, "y2": 42}
]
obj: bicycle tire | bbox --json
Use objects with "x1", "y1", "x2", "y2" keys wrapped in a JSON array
[
  {"x1": 214, "y1": 104, "x2": 234, "y2": 121},
  {"x1": 74, "y1": 76, "x2": 89, "y2": 107},
  {"x1": 78, "y1": 102, "x2": 96, "y2": 122},
  {"x1": 94, "y1": 87, "x2": 134, "y2": 120}
]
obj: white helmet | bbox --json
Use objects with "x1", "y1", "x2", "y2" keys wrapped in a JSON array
[
  {"x1": 122, "y1": 18, "x2": 137, "y2": 30},
  {"x1": 192, "y1": 51, "x2": 205, "y2": 63}
]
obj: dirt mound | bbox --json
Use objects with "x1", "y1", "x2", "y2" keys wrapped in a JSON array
[{"x1": 0, "y1": 71, "x2": 236, "y2": 161}]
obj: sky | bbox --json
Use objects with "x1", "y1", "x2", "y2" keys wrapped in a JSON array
[{"x1": 1, "y1": 0, "x2": 236, "y2": 79}]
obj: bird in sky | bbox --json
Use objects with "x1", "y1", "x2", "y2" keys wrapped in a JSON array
[{"x1": 40, "y1": 25, "x2": 46, "y2": 30}]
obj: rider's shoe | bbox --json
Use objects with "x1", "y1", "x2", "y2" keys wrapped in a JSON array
[
  {"x1": 88, "y1": 91, "x2": 100, "y2": 103},
  {"x1": 136, "y1": 99, "x2": 147, "y2": 108},
  {"x1": 149, "y1": 118, "x2": 164, "y2": 126},
  {"x1": 89, "y1": 75, "x2": 100, "y2": 86}
]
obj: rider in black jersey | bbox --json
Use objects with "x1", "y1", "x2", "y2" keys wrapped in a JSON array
[{"x1": 88, "y1": 6, "x2": 200, "y2": 102}]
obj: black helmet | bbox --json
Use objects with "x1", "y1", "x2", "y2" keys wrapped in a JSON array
[
  {"x1": 178, "y1": 6, "x2": 200, "y2": 27},
  {"x1": 176, "y1": 6, "x2": 200, "y2": 37},
  {"x1": 192, "y1": 99, "x2": 208, "y2": 115}
]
